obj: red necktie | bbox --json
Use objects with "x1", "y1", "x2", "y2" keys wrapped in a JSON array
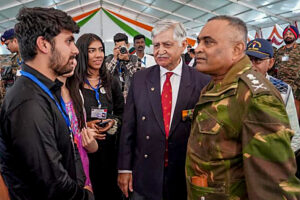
[{"x1": 162, "y1": 72, "x2": 173, "y2": 167}]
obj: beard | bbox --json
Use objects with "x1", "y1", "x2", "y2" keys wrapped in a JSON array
[
  {"x1": 284, "y1": 37, "x2": 296, "y2": 45},
  {"x1": 49, "y1": 47, "x2": 74, "y2": 76}
]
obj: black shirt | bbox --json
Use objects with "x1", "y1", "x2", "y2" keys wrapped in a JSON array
[
  {"x1": 82, "y1": 77, "x2": 124, "y2": 200},
  {"x1": 0, "y1": 64, "x2": 93, "y2": 200}
]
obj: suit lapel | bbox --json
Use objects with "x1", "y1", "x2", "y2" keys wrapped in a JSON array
[
  {"x1": 169, "y1": 64, "x2": 193, "y2": 136},
  {"x1": 146, "y1": 66, "x2": 165, "y2": 134}
]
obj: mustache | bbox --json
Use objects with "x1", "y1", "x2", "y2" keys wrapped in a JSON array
[
  {"x1": 157, "y1": 55, "x2": 168, "y2": 58},
  {"x1": 285, "y1": 37, "x2": 293, "y2": 40}
]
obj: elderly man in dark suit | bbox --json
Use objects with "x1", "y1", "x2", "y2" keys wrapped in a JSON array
[{"x1": 117, "y1": 19, "x2": 210, "y2": 200}]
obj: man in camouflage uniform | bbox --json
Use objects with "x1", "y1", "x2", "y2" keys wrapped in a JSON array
[
  {"x1": 186, "y1": 15, "x2": 300, "y2": 200},
  {"x1": 275, "y1": 25, "x2": 300, "y2": 120},
  {"x1": 105, "y1": 33, "x2": 141, "y2": 101},
  {"x1": 0, "y1": 28, "x2": 22, "y2": 105}
]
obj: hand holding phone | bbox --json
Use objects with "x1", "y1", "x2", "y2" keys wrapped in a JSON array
[{"x1": 97, "y1": 119, "x2": 112, "y2": 128}]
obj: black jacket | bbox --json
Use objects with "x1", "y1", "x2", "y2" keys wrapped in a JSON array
[
  {"x1": 0, "y1": 64, "x2": 93, "y2": 200},
  {"x1": 118, "y1": 64, "x2": 210, "y2": 200}
]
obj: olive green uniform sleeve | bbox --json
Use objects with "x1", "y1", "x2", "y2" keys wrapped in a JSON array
[{"x1": 242, "y1": 93, "x2": 300, "y2": 200}]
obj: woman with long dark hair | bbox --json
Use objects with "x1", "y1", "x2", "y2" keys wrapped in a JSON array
[{"x1": 67, "y1": 33, "x2": 124, "y2": 200}]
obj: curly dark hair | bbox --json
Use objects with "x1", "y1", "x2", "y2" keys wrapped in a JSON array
[
  {"x1": 66, "y1": 33, "x2": 112, "y2": 129},
  {"x1": 14, "y1": 7, "x2": 79, "y2": 62}
]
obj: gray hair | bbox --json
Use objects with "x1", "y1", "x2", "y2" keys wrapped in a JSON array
[
  {"x1": 151, "y1": 19, "x2": 187, "y2": 46},
  {"x1": 208, "y1": 15, "x2": 248, "y2": 46}
]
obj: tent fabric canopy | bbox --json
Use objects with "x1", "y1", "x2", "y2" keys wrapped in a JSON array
[
  {"x1": 0, "y1": 0, "x2": 300, "y2": 54},
  {"x1": 74, "y1": 7, "x2": 196, "y2": 47}
]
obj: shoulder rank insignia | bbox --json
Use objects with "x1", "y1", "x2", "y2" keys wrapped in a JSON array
[{"x1": 241, "y1": 69, "x2": 270, "y2": 95}]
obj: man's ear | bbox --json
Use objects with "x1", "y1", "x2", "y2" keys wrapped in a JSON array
[
  {"x1": 126, "y1": 43, "x2": 130, "y2": 49},
  {"x1": 233, "y1": 41, "x2": 245, "y2": 61},
  {"x1": 182, "y1": 40, "x2": 188, "y2": 49},
  {"x1": 268, "y1": 58, "x2": 275, "y2": 70},
  {"x1": 36, "y1": 36, "x2": 51, "y2": 54}
]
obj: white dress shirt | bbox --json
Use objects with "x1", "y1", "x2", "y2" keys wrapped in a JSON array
[
  {"x1": 160, "y1": 59, "x2": 182, "y2": 125},
  {"x1": 188, "y1": 58, "x2": 195, "y2": 67},
  {"x1": 118, "y1": 59, "x2": 183, "y2": 174},
  {"x1": 136, "y1": 53, "x2": 157, "y2": 68}
]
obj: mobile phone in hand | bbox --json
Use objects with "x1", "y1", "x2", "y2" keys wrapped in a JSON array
[{"x1": 96, "y1": 120, "x2": 112, "y2": 128}]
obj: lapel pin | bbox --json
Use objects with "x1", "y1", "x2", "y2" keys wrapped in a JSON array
[{"x1": 151, "y1": 87, "x2": 155, "y2": 91}]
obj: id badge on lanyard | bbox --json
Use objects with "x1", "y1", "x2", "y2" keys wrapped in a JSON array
[
  {"x1": 91, "y1": 107, "x2": 107, "y2": 119},
  {"x1": 85, "y1": 79, "x2": 108, "y2": 119},
  {"x1": 282, "y1": 53, "x2": 289, "y2": 62}
]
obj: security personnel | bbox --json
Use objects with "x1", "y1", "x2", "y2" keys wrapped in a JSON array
[
  {"x1": 0, "y1": 28, "x2": 22, "y2": 104},
  {"x1": 186, "y1": 15, "x2": 300, "y2": 200},
  {"x1": 275, "y1": 25, "x2": 300, "y2": 120}
]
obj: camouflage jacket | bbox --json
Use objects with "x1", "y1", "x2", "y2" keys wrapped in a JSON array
[
  {"x1": 0, "y1": 53, "x2": 22, "y2": 105},
  {"x1": 186, "y1": 56, "x2": 300, "y2": 200},
  {"x1": 275, "y1": 43, "x2": 300, "y2": 100},
  {"x1": 105, "y1": 54, "x2": 141, "y2": 100}
]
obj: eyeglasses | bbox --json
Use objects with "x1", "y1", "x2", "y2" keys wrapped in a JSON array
[{"x1": 248, "y1": 56, "x2": 270, "y2": 65}]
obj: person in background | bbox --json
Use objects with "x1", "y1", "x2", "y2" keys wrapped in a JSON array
[
  {"x1": 0, "y1": 7, "x2": 94, "y2": 200},
  {"x1": 0, "y1": 28, "x2": 22, "y2": 105},
  {"x1": 184, "y1": 44, "x2": 192, "y2": 64},
  {"x1": 275, "y1": 25, "x2": 300, "y2": 120},
  {"x1": 105, "y1": 33, "x2": 141, "y2": 100},
  {"x1": 188, "y1": 48, "x2": 195, "y2": 67},
  {"x1": 117, "y1": 19, "x2": 210, "y2": 200},
  {"x1": 266, "y1": 38, "x2": 277, "y2": 77},
  {"x1": 246, "y1": 38, "x2": 300, "y2": 152},
  {"x1": 69, "y1": 33, "x2": 124, "y2": 200},
  {"x1": 133, "y1": 34, "x2": 156, "y2": 68},
  {"x1": 58, "y1": 58, "x2": 98, "y2": 193},
  {"x1": 186, "y1": 15, "x2": 300, "y2": 199}
]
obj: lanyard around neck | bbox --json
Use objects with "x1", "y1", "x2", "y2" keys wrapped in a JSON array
[
  {"x1": 141, "y1": 56, "x2": 146, "y2": 65},
  {"x1": 85, "y1": 78, "x2": 102, "y2": 108},
  {"x1": 20, "y1": 70, "x2": 72, "y2": 133}
]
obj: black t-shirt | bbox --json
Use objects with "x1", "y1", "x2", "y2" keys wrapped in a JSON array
[{"x1": 81, "y1": 76, "x2": 124, "y2": 200}]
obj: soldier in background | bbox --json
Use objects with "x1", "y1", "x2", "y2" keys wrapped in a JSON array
[
  {"x1": 186, "y1": 15, "x2": 300, "y2": 200},
  {"x1": 275, "y1": 25, "x2": 300, "y2": 120},
  {"x1": 0, "y1": 28, "x2": 22, "y2": 105}
]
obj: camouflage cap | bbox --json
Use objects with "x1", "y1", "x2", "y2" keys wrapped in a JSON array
[
  {"x1": 246, "y1": 38, "x2": 274, "y2": 59},
  {"x1": 1, "y1": 28, "x2": 15, "y2": 44}
]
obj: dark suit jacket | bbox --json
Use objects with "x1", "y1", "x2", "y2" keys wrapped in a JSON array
[{"x1": 118, "y1": 63, "x2": 210, "y2": 200}]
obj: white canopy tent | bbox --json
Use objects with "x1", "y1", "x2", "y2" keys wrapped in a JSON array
[{"x1": 0, "y1": 0, "x2": 300, "y2": 54}]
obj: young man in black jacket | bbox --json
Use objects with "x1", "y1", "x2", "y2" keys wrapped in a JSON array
[{"x1": 0, "y1": 7, "x2": 94, "y2": 200}]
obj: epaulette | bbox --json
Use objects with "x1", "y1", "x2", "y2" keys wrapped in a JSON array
[{"x1": 240, "y1": 69, "x2": 272, "y2": 96}]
